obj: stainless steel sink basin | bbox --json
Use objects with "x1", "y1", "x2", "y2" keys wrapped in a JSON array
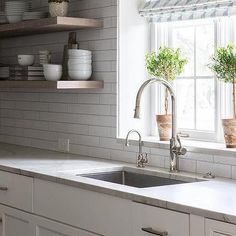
[{"x1": 80, "y1": 170, "x2": 187, "y2": 188}]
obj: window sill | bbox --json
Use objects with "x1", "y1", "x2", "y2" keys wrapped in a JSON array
[{"x1": 117, "y1": 136, "x2": 236, "y2": 157}]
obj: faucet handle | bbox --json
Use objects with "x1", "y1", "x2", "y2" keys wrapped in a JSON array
[
  {"x1": 179, "y1": 147, "x2": 187, "y2": 156},
  {"x1": 178, "y1": 132, "x2": 190, "y2": 138},
  {"x1": 174, "y1": 135, "x2": 187, "y2": 156}
]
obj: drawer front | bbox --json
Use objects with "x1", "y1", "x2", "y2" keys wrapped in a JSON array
[
  {"x1": 34, "y1": 179, "x2": 132, "y2": 236},
  {"x1": 132, "y1": 202, "x2": 189, "y2": 236},
  {"x1": 0, "y1": 171, "x2": 33, "y2": 212},
  {"x1": 205, "y1": 219, "x2": 236, "y2": 236}
]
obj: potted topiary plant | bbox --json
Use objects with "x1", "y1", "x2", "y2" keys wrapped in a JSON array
[
  {"x1": 48, "y1": 0, "x2": 69, "y2": 17},
  {"x1": 209, "y1": 44, "x2": 236, "y2": 148},
  {"x1": 146, "y1": 47, "x2": 187, "y2": 141}
]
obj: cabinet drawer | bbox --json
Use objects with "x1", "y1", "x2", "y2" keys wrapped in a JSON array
[
  {"x1": 34, "y1": 179, "x2": 132, "y2": 236},
  {"x1": 132, "y1": 202, "x2": 189, "y2": 236},
  {"x1": 205, "y1": 218, "x2": 236, "y2": 236},
  {"x1": 0, "y1": 171, "x2": 33, "y2": 212}
]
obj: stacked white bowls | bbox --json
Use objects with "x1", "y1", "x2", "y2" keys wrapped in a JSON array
[
  {"x1": 68, "y1": 49, "x2": 92, "y2": 80},
  {"x1": 5, "y1": 1, "x2": 27, "y2": 23}
]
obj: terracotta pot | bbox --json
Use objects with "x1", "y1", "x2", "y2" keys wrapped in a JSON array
[
  {"x1": 49, "y1": 2, "x2": 69, "y2": 17},
  {"x1": 222, "y1": 118, "x2": 236, "y2": 148},
  {"x1": 156, "y1": 115, "x2": 172, "y2": 141}
]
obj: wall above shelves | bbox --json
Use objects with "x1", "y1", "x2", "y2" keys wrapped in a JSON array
[
  {"x1": 0, "y1": 17, "x2": 103, "y2": 37},
  {"x1": 0, "y1": 80, "x2": 104, "y2": 90}
]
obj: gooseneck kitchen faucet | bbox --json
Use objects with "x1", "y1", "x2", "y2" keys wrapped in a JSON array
[{"x1": 133, "y1": 78, "x2": 187, "y2": 172}]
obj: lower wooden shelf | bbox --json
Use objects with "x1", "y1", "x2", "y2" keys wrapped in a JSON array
[{"x1": 0, "y1": 80, "x2": 104, "y2": 90}]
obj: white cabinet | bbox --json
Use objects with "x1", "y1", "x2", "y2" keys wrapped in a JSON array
[
  {"x1": 34, "y1": 179, "x2": 133, "y2": 236},
  {"x1": 132, "y1": 202, "x2": 189, "y2": 236},
  {"x1": 34, "y1": 216, "x2": 100, "y2": 236},
  {"x1": 205, "y1": 219, "x2": 236, "y2": 236},
  {"x1": 0, "y1": 170, "x2": 33, "y2": 212},
  {"x1": 0, "y1": 205, "x2": 100, "y2": 236},
  {"x1": 0, "y1": 206, "x2": 34, "y2": 236},
  {"x1": 34, "y1": 216, "x2": 78, "y2": 236},
  {"x1": 1, "y1": 170, "x2": 236, "y2": 236}
]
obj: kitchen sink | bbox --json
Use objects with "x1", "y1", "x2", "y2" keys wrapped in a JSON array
[{"x1": 79, "y1": 170, "x2": 188, "y2": 188}]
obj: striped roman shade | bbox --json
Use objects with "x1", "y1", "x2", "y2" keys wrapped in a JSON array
[{"x1": 139, "y1": 0, "x2": 236, "y2": 22}]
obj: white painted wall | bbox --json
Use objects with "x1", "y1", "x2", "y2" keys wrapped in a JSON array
[{"x1": 118, "y1": 0, "x2": 150, "y2": 138}]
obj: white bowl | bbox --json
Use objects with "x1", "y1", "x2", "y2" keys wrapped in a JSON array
[
  {"x1": 68, "y1": 64, "x2": 92, "y2": 71},
  {"x1": 6, "y1": 14, "x2": 23, "y2": 23},
  {"x1": 68, "y1": 56, "x2": 91, "y2": 60},
  {"x1": 43, "y1": 64, "x2": 62, "y2": 81},
  {"x1": 68, "y1": 55, "x2": 92, "y2": 60},
  {"x1": 68, "y1": 58, "x2": 92, "y2": 64},
  {"x1": 18, "y1": 55, "x2": 35, "y2": 66},
  {"x1": 68, "y1": 70, "x2": 92, "y2": 80},
  {"x1": 68, "y1": 49, "x2": 92, "y2": 57},
  {"x1": 43, "y1": 64, "x2": 62, "y2": 70}
]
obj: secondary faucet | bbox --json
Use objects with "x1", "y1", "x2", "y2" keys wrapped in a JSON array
[
  {"x1": 125, "y1": 130, "x2": 148, "y2": 168},
  {"x1": 133, "y1": 78, "x2": 187, "y2": 172}
]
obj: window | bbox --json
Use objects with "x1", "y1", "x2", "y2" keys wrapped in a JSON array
[{"x1": 151, "y1": 17, "x2": 236, "y2": 142}]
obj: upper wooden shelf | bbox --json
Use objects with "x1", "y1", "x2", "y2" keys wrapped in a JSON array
[
  {"x1": 0, "y1": 17, "x2": 103, "y2": 37},
  {"x1": 0, "y1": 80, "x2": 104, "y2": 90}
]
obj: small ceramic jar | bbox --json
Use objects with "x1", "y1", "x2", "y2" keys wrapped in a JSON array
[{"x1": 49, "y1": 1, "x2": 69, "y2": 17}]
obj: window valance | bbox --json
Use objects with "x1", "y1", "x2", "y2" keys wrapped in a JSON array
[{"x1": 139, "y1": 0, "x2": 236, "y2": 22}]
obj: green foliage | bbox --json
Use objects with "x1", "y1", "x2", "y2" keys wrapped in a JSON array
[
  {"x1": 145, "y1": 47, "x2": 188, "y2": 81},
  {"x1": 209, "y1": 44, "x2": 236, "y2": 84},
  {"x1": 48, "y1": 0, "x2": 69, "y2": 3}
]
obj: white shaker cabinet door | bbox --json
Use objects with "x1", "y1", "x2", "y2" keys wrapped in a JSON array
[
  {"x1": 132, "y1": 202, "x2": 189, "y2": 236},
  {"x1": 34, "y1": 216, "x2": 78, "y2": 236},
  {"x1": 205, "y1": 219, "x2": 236, "y2": 236},
  {"x1": 34, "y1": 215, "x2": 100, "y2": 236},
  {"x1": 34, "y1": 179, "x2": 132, "y2": 236},
  {"x1": 1, "y1": 207, "x2": 34, "y2": 236}
]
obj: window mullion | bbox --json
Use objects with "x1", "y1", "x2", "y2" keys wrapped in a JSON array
[{"x1": 194, "y1": 26, "x2": 197, "y2": 130}]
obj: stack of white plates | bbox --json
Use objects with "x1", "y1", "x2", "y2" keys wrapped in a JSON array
[
  {"x1": 5, "y1": 1, "x2": 27, "y2": 23},
  {"x1": 23, "y1": 11, "x2": 47, "y2": 20},
  {"x1": 68, "y1": 49, "x2": 92, "y2": 80},
  {"x1": 0, "y1": 67, "x2": 9, "y2": 79}
]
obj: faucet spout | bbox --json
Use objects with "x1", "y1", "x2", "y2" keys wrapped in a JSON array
[
  {"x1": 133, "y1": 78, "x2": 186, "y2": 172},
  {"x1": 134, "y1": 78, "x2": 176, "y2": 137}
]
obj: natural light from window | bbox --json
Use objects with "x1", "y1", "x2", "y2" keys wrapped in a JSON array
[
  {"x1": 152, "y1": 17, "x2": 236, "y2": 141},
  {"x1": 171, "y1": 20, "x2": 215, "y2": 132}
]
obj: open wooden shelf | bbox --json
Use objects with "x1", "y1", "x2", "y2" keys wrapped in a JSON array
[
  {"x1": 0, "y1": 17, "x2": 103, "y2": 37},
  {"x1": 0, "y1": 80, "x2": 104, "y2": 89}
]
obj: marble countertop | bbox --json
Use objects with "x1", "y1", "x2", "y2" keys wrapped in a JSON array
[{"x1": 0, "y1": 143, "x2": 235, "y2": 224}]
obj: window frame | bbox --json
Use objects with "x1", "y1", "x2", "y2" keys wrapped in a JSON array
[{"x1": 150, "y1": 17, "x2": 235, "y2": 142}]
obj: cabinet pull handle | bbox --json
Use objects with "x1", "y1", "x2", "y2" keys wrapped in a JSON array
[
  {"x1": 141, "y1": 227, "x2": 168, "y2": 236},
  {"x1": 0, "y1": 186, "x2": 8, "y2": 191}
]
